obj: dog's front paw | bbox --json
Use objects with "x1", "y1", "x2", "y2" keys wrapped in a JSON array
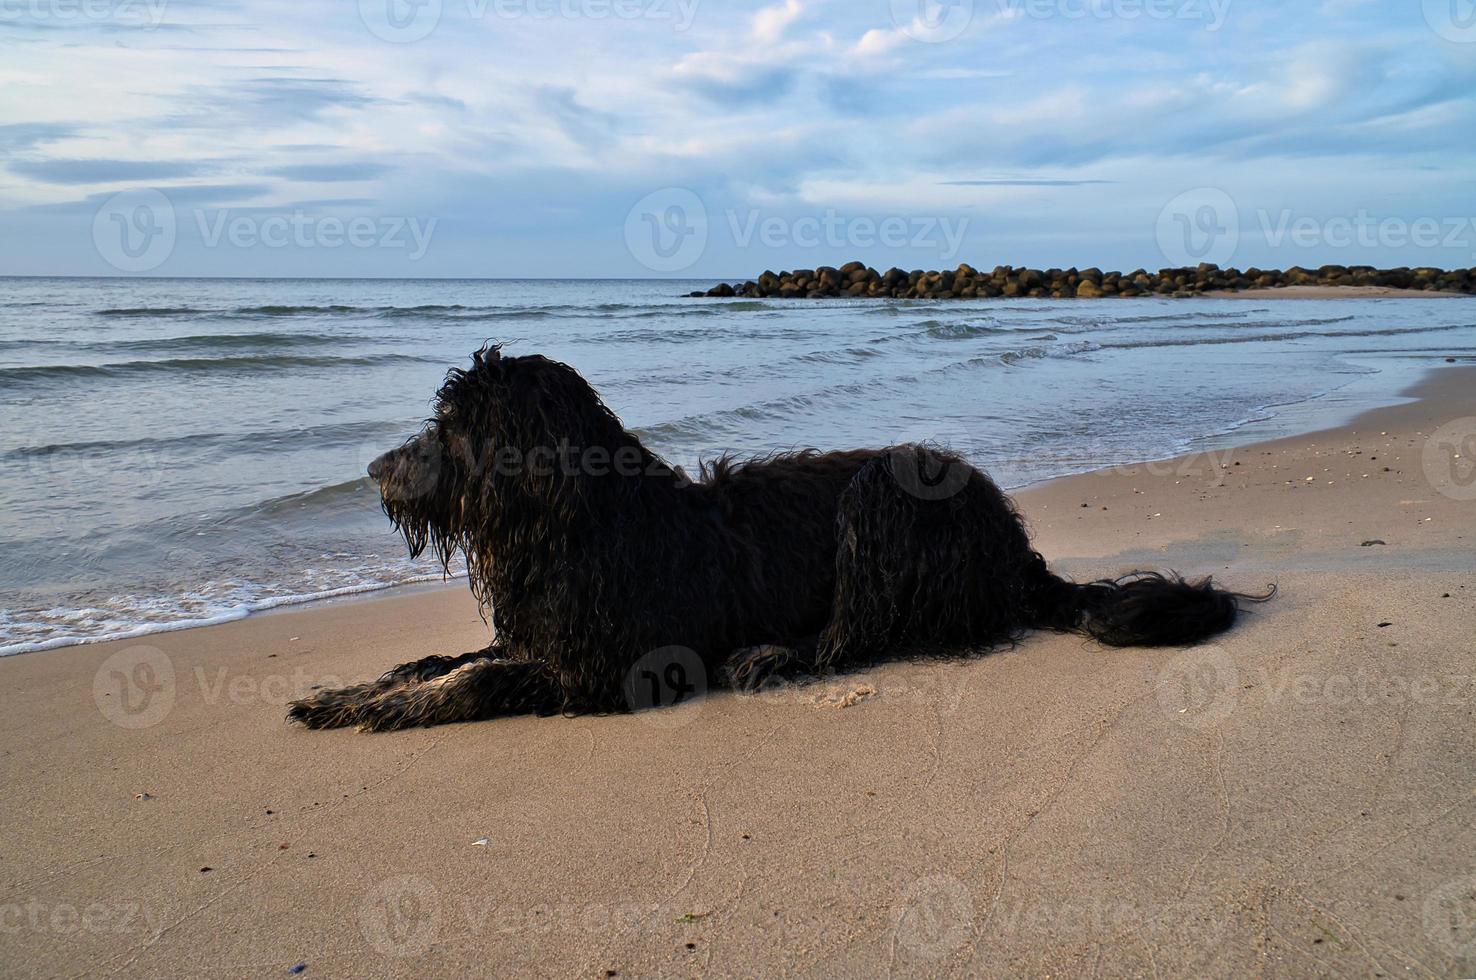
[
  {"x1": 287, "y1": 689, "x2": 367, "y2": 730},
  {"x1": 725, "y1": 645, "x2": 804, "y2": 693}
]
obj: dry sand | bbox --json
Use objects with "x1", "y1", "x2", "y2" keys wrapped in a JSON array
[{"x1": 2, "y1": 369, "x2": 1474, "y2": 979}]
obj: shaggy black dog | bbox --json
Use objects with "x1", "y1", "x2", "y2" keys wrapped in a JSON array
[{"x1": 289, "y1": 346, "x2": 1266, "y2": 732}]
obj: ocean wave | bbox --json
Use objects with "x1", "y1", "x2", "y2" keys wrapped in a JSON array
[
  {"x1": 1100, "y1": 322, "x2": 1472, "y2": 351},
  {"x1": 103, "y1": 332, "x2": 353, "y2": 353},
  {"x1": 96, "y1": 307, "x2": 211, "y2": 317},
  {"x1": 0, "y1": 570, "x2": 467, "y2": 658},
  {"x1": 921, "y1": 320, "x2": 1006, "y2": 340},
  {"x1": 222, "y1": 476, "x2": 381, "y2": 523},
  {"x1": 8, "y1": 418, "x2": 417, "y2": 460},
  {"x1": 233, "y1": 305, "x2": 365, "y2": 317},
  {"x1": 0, "y1": 353, "x2": 442, "y2": 387},
  {"x1": 997, "y1": 340, "x2": 1103, "y2": 364},
  {"x1": 792, "y1": 345, "x2": 886, "y2": 365}
]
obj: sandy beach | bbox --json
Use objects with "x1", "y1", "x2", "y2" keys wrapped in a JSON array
[{"x1": 2, "y1": 367, "x2": 1473, "y2": 978}]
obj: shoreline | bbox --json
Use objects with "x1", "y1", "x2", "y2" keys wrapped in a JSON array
[
  {"x1": 2, "y1": 354, "x2": 1462, "y2": 659},
  {"x1": 1, "y1": 367, "x2": 1472, "y2": 976}
]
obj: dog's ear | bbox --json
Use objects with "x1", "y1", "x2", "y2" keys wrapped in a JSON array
[{"x1": 473, "y1": 343, "x2": 503, "y2": 370}]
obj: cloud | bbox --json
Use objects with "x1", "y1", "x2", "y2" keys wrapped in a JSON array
[
  {"x1": 753, "y1": 0, "x2": 804, "y2": 43},
  {"x1": 533, "y1": 86, "x2": 620, "y2": 152},
  {"x1": 159, "y1": 76, "x2": 383, "y2": 129},
  {"x1": 0, "y1": 123, "x2": 76, "y2": 156},
  {"x1": 940, "y1": 178, "x2": 1117, "y2": 187},
  {"x1": 267, "y1": 163, "x2": 393, "y2": 182},
  {"x1": 671, "y1": 50, "x2": 800, "y2": 105},
  {"x1": 6, "y1": 158, "x2": 215, "y2": 184},
  {"x1": 1, "y1": 0, "x2": 1474, "y2": 274}
]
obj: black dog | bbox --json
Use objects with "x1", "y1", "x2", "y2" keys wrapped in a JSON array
[{"x1": 289, "y1": 346, "x2": 1264, "y2": 732}]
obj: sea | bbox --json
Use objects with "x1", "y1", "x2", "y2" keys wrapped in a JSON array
[{"x1": 2, "y1": 277, "x2": 1472, "y2": 656}]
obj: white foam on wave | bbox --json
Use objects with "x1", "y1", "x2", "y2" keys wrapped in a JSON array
[{"x1": 0, "y1": 571, "x2": 467, "y2": 658}]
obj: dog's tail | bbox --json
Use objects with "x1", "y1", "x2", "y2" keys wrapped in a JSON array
[{"x1": 1027, "y1": 564, "x2": 1272, "y2": 647}]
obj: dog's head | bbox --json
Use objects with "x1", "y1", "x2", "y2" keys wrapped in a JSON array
[{"x1": 367, "y1": 345, "x2": 668, "y2": 571}]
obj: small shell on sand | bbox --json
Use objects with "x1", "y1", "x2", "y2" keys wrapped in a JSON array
[{"x1": 812, "y1": 684, "x2": 877, "y2": 709}]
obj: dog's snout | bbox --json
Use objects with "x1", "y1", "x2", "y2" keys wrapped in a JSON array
[{"x1": 367, "y1": 452, "x2": 389, "y2": 480}]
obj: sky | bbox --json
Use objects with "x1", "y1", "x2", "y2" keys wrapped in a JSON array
[{"x1": 2, "y1": 0, "x2": 1476, "y2": 277}]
